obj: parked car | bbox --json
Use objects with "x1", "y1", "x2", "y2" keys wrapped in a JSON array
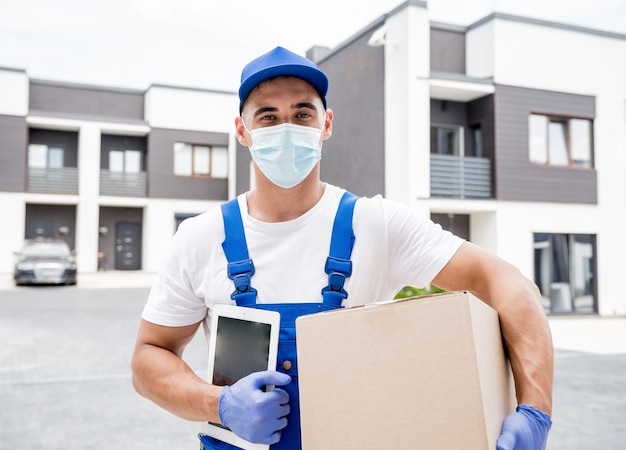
[{"x1": 14, "y1": 239, "x2": 77, "y2": 286}]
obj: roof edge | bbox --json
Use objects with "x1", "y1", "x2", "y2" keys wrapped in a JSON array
[{"x1": 468, "y1": 12, "x2": 626, "y2": 41}]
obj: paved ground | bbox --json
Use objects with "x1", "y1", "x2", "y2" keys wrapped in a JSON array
[
  {"x1": 1, "y1": 271, "x2": 625, "y2": 449},
  {"x1": 0, "y1": 281, "x2": 205, "y2": 450},
  {"x1": 0, "y1": 270, "x2": 159, "y2": 291}
]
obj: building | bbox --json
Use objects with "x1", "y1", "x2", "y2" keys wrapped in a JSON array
[
  {"x1": 0, "y1": 73, "x2": 238, "y2": 274},
  {"x1": 1, "y1": 0, "x2": 625, "y2": 317},
  {"x1": 313, "y1": 0, "x2": 626, "y2": 317}
]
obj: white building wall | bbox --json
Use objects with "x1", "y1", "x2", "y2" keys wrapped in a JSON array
[
  {"x1": 0, "y1": 195, "x2": 26, "y2": 273},
  {"x1": 490, "y1": 20, "x2": 625, "y2": 94},
  {"x1": 384, "y1": 3, "x2": 430, "y2": 207},
  {"x1": 142, "y1": 198, "x2": 221, "y2": 273},
  {"x1": 0, "y1": 68, "x2": 28, "y2": 116},
  {"x1": 465, "y1": 21, "x2": 494, "y2": 79},
  {"x1": 75, "y1": 124, "x2": 102, "y2": 273},
  {"x1": 145, "y1": 86, "x2": 237, "y2": 133},
  {"x1": 470, "y1": 210, "x2": 498, "y2": 255},
  {"x1": 596, "y1": 96, "x2": 626, "y2": 315}
]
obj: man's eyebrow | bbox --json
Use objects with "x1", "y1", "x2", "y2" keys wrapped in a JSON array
[
  {"x1": 294, "y1": 102, "x2": 318, "y2": 111},
  {"x1": 252, "y1": 106, "x2": 278, "y2": 117}
]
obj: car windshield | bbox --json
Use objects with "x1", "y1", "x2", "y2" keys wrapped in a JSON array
[{"x1": 22, "y1": 242, "x2": 71, "y2": 258}]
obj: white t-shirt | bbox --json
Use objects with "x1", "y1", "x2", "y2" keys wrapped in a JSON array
[{"x1": 142, "y1": 184, "x2": 464, "y2": 334}]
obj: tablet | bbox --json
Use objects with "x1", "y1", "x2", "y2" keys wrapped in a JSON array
[{"x1": 201, "y1": 303, "x2": 281, "y2": 450}]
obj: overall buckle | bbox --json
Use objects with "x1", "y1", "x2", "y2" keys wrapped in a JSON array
[
  {"x1": 322, "y1": 256, "x2": 352, "y2": 301},
  {"x1": 227, "y1": 259, "x2": 257, "y2": 302}
]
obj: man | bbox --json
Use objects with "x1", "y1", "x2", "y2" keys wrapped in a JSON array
[{"x1": 132, "y1": 46, "x2": 553, "y2": 449}]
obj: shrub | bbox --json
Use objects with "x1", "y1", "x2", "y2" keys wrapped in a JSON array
[{"x1": 394, "y1": 285, "x2": 446, "y2": 299}]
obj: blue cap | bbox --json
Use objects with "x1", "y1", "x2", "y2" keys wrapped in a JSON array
[{"x1": 238, "y1": 46, "x2": 328, "y2": 112}]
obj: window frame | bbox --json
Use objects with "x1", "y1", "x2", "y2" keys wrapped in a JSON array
[
  {"x1": 528, "y1": 113, "x2": 594, "y2": 169},
  {"x1": 109, "y1": 149, "x2": 142, "y2": 173},
  {"x1": 533, "y1": 232, "x2": 597, "y2": 315},
  {"x1": 28, "y1": 144, "x2": 65, "y2": 169},
  {"x1": 173, "y1": 142, "x2": 228, "y2": 179}
]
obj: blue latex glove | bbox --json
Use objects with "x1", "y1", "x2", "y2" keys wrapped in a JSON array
[
  {"x1": 496, "y1": 404, "x2": 552, "y2": 450},
  {"x1": 218, "y1": 370, "x2": 292, "y2": 445}
]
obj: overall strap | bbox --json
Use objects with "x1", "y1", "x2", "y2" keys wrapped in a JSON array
[
  {"x1": 322, "y1": 191, "x2": 359, "y2": 307},
  {"x1": 221, "y1": 198, "x2": 258, "y2": 306},
  {"x1": 221, "y1": 191, "x2": 359, "y2": 308}
]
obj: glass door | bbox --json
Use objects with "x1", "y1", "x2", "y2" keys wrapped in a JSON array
[{"x1": 533, "y1": 233, "x2": 597, "y2": 314}]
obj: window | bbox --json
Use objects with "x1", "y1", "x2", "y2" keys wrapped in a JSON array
[
  {"x1": 28, "y1": 144, "x2": 64, "y2": 169},
  {"x1": 533, "y1": 233, "x2": 596, "y2": 314},
  {"x1": 431, "y1": 125, "x2": 462, "y2": 156},
  {"x1": 110, "y1": 150, "x2": 142, "y2": 173},
  {"x1": 569, "y1": 119, "x2": 593, "y2": 167},
  {"x1": 528, "y1": 114, "x2": 593, "y2": 167},
  {"x1": 174, "y1": 143, "x2": 228, "y2": 178}
]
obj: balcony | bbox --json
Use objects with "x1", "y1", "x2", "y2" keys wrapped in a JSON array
[
  {"x1": 100, "y1": 170, "x2": 147, "y2": 197},
  {"x1": 430, "y1": 154, "x2": 492, "y2": 199},
  {"x1": 27, "y1": 167, "x2": 79, "y2": 194}
]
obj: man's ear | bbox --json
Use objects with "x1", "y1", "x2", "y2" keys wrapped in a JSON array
[
  {"x1": 235, "y1": 116, "x2": 250, "y2": 146},
  {"x1": 323, "y1": 109, "x2": 333, "y2": 140}
]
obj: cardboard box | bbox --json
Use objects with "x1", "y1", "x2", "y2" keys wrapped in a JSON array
[{"x1": 296, "y1": 291, "x2": 516, "y2": 449}]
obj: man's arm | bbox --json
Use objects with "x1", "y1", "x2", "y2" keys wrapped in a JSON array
[
  {"x1": 131, "y1": 319, "x2": 222, "y2": 422},
  {"x1": 132, "y1": 319, "x2": 292, "y2": 444},
  {"x1": 432, "y1": 241, "x2": 553, "y2": 416}
]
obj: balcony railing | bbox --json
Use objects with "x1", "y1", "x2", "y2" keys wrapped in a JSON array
[
  {"x1": 100, "y1": 170, "x2": 147, "y2": 197},
  {"x1": 27, "y1": 167, "x2": 79, "y2": 194},
  {"x1": 430, "y1": 154, "x2": 492, "y2": 199}
]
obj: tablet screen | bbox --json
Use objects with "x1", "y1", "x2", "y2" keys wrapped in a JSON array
[{"x1": 212, "y1": 316, "x2": 272, "y2": 387}]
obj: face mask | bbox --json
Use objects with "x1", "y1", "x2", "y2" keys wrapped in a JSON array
[{"x1": 244, "y1": 121, "x2": 324, "y2": 189}]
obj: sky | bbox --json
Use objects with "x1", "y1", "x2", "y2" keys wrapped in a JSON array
[{"x1": 1, "y1": 0, "x2": 625, "y2": 93}]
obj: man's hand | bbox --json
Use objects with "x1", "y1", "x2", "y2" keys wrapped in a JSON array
[
  {"x1": 496, "y1": 404, "x2": 552, "y2": 450},
  {"x1": 218, "y1": 370, "x2": 292, "y2": 445}
]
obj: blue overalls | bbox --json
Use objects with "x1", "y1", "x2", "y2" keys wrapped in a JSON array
[{"x1": 199, "y1": 191, "x2": 358, "y2": 450}]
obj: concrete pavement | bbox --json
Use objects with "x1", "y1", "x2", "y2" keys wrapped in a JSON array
[
  {"x1": 549, "y1": 314, "x2": 626, "y2": 355},
  {"x1": 1, "y1": 272, "x2": 625, "y2": 448},
  {"x1": 2, "y1": 270, "x2": 625, "y2": 357}
]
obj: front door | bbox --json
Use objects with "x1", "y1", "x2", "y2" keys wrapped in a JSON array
[{"x1": 115, "y1": 222, "x2": 141, "y2": 270}]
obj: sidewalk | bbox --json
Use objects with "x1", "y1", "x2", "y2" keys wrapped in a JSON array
[
  {"x1": 2, "y1": 271, "x2": 625, "y2": 355},
  {"x1": 0, "y1": 270, "x2": 157, "y2": 291},
  {"x1": 549, "y1": 315, "x2": 626, "y2": 355}
]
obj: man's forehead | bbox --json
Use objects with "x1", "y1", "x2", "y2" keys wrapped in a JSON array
[
  {"x1": 244, "y1": 77, "x2": 324, "y2": 111},
  {"x1": 255, "y1": 76, "x2": 319, "y2": 95}
]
